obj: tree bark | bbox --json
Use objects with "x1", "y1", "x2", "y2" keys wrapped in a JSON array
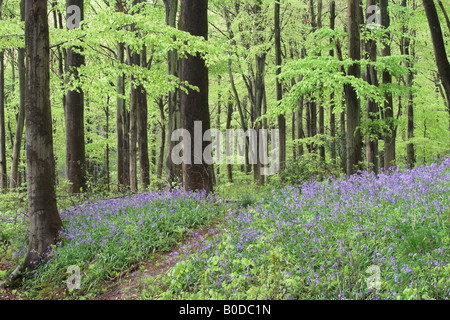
[
  {"x1": 0, "y1": 48, "x2": 6, "y2": 192},
  {"x1": 9, "y1": 0, "x2": 26, "y2": 190},
  {"x1": 344, "y1": 0, "x2": 363, "y2": 175},
  {"x1": 129, "y1": 48, "x2": 139, "y2": 193},
  {"x1": 179, "y1": 0, "x2": 212, "y2": 193},
  {"x1": 226, "y1": 98, "x2": 233, "y2": 183},
  {"x1": 275, "y1": 0, "x2": 286, "y2": 172},
  {"x1": 379, "y1": 0, "x2": 396, "y2": 170},
  {"x1": 24, "y1": 0, "x2": 63, "y2": 269},
  {"x1": 138, "y1": 46, "x2": 150, "y2": 190},
  {"x1": 164, "y1": 0, "x2": 182, "y2": 188},
  {"x1": 422, "y1": 0, "x2": 450, "y2": 115},
  {"x1": 437, "y1": 0, "x2": 450, "y2": 34},
  {"x1": 0, "y1": 0, "x2": 6, "y2": 192},
  {"x1": 330, "y1": 1, "x2": 336, "y2": 163},
  {"x1": 105, "y1": 98, "x2": 110, "y2": 192},
  {"x1": 65, "y1": 0, "x2": 87, "y2": 194},
  {"x1": 253, "y1": 53, "x2": 265, "y2": 185},
  {"x1": 365, "y1": 0, "x2": 379, "y2": 174},
  {"x1": 401, "y1": 0, "x2": 416, "y2": 167},
  {"x1": 157, "y1": 98, "x2": 166, "y2": 188},
  {"x1": 116, "y1": 41, "x2": 127, "y2": 190}
]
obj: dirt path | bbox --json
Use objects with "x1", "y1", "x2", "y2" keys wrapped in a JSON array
[
  {"x1": 0, "y1": 221, "x2": 224, "y2": 300},
  {"x1": 90, "y1": 223, "x2": 221, "y2": 300}
]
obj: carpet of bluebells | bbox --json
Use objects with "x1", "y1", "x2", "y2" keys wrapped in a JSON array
[
  {"x1": 141, "y1": 158, "x2": 450, "y2": 300},
  {"x1": 8, "y1": 189, "x2": 224, "y2": 296},
  {"x1": 1, "y1": 158, "x2": 450, "y2": 299}
]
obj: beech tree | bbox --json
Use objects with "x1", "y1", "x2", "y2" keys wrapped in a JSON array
[
  {"x1": 275, "y1": 0, "x2": 286, "y2": 172},
  {"x1": 0, "y1": 0, "x2": 6, "y2": 191},
  {"x1": 364, "y1": 0, "x2": 380, "y2": 173},
  {"x1": 65, "y1": 0, "x2": 87, "y2": 194},
  {"x1": 4, "y1": 0, "x2": 63, "y2": 283},
  {"x1": 9, "y1": 0, "x2": 26, "y2": 190},
  {"x1": 164, "y1": 0, "x2": 182, "y2": 188},
  {"x1": 179, "y1": 0, "x2": 212, "y2": 192},
  {"x1": 345, "y1": 0, "x2": 363, "y2": 175},
  {"x1": 422, "y1": 0, "x2": 450, "y2": 114}
]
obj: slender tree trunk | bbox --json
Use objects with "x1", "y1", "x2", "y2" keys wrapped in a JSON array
[
  {"x1": 10, "y1": 0, "x2": 26, "y2": 190},
  {"x1": 105, "y1": 98, "x2": 110, "y2": 192},
  {"x1": 129, "y1": 49, "x2": 139, "y2": 193},
  {"x1": 116, "y1": 42, "x2": 127, "y2": 191},
  {"x1": 138, "y1": 46, "x2": 150, "y2": 190},
  {"x1": 340, "y1": 102, "x2": 347, "y2": 174},
  {"x1": 179, "y1": 0, "x2": 212, "y2": 193},
  {"x1": 275, "y1": 0, "x2": 286, "y2": 172},
  {"x1": 65, "y1": 0, "x2": 86, "y2": 194},
  {"x1": 226, "y1": 98, "x2": 233, "y2": 183},
  {"x1": 365, "y1": 0, "x2": 379, "y2": 174},
  {"x1": 164, "y1": 0, "x2": 182, "y2": 188},
  {"x1": 437, "y1": 0, "x2": 450, "y2": 34},
  {"x1": 422, "y1": 0, "x2": 450, "y2": 113},
  {"x1": 379, "y1": 0, "x2": 395, "y2": 170},
  {"x1": 0, "y1": 48, "x2": 6, "y2": 192},
  {"x1": 228, "y1": 58, "x2": 250, "y2": 174},
  {"x1": 0, "y1": 0, "x2": 6, "y2": 192},
  {"x1": 401, "y1": 0, "x2": 416, "y2": 167},
  {"x1": 216, "y1": 75, "x2": 221, "y2": 177},
  {"x1": 23, "y1": 0, "x2": 62, "y2": 270},
  {"x1": 344, "y1": 0, "x2": 363, "y2": 175},
  {"x1": 254, "y1": 53, "x2": 265, "y2": 185},
  {"x1": 319, "y1": 99, "x2": 325, "y2": 161},
  {"x1": 157, "y1": 98, "x2": 166, "y2": 188},
  {"x1": 316, "y1": 1, "x2": 325, "y2": 162},
  {"x1": 297, "y1": 48, "x2": 306, "y2": 158},
  {"x1": 329, "y1": 1, "x2": 337, "y2": 164}
]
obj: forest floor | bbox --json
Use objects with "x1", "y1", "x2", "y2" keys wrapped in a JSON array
[
  {"x1": 90, "y1": 223, "x2": 219, "y2": 300},
  {"x1": 0, "y1": 257, "x2": 19, "y2": 300},
  {"x1": 0, "y1": 222, "x2": 221, "y2": 300}
]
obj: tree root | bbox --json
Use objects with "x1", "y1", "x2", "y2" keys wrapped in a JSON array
[{"x1": 0, "y1": 265, "x2": 24, "y2": 289}]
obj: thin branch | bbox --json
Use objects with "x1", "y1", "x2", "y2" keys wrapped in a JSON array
[
  {"x1": 49, "y1": 34, "x2": 87, "y2": 49},
  {"x1": 0, "y1": 34, "x2": 24, "y2": 39}
]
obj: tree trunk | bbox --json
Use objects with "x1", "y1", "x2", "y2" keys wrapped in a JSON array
[
  {"x1": 23, "y1": 0, "x2": 63, "y2": 269},
  {"x1": 402, "y1": 0, "x2": 416, "y2": 167},
  {"x1": 317, "y1": 0, "x2": 325, "y2": 162},
  {"x1": 297, "y1": 48, "x2": 306, "y2": 158},
  {"x1": 0, "y1": 0, "x2": 6, "y2": 192},
  {"x1": 138, "y1": 46, "x2": 150, "y2": 190},
  {"x1": 254, "y1": 53, "x2": 265, "y2": 185},
  {"x1": 157, "y1": 98, "x2": 166, "y2": 188},
  {"x1": 216, "y1": 75, "x2": 221, "y2": 177},
  {"x1": 179, "y1": 0, "x2": 212, "y2": 193},
  {"x1": 422, "y1": 0, "x2": 450, "y2": 115},
  {"x1": 226, "y1": 98, "x2": 233, "y2": 183},
  {"x1": 437, "y1": 0, "x2": 450, "y2": 34},
  {"x1": 275, "y1": 0, "x2": 286, "y2": 172},
  {"x1": 330, "y1": 1, "x2": 337, "y2": 164},
  {"x1": 165, "y1": 0, "x2": 182, "y2": 188},
  {"x1": 65, "y1": 0, "x2": 86, "y2": 194},
  {"x1": 105, "y1": 98, "x2": 110, "y2": 192},
  {"x1": 116, "y1": 41, "x2": 127, "y2": 190},
  {"x1": 129, "y1": 48, "x2": 139, "y2": 193},
  {"x1": 379, "y1": 0, "x2": 395, "y2": 170},
  {"x1": 344, "y1": 0, "x2": 363, "y2": 175},
  {"x1": 0, "y1": 48, "x2": 6, "y2": 192},
  {"x1": 365, "y1": 0, "x2": 379, "y2": 174},
  {"x1": 9, "y1": 0, "x2": 26, "y2": 190}
]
